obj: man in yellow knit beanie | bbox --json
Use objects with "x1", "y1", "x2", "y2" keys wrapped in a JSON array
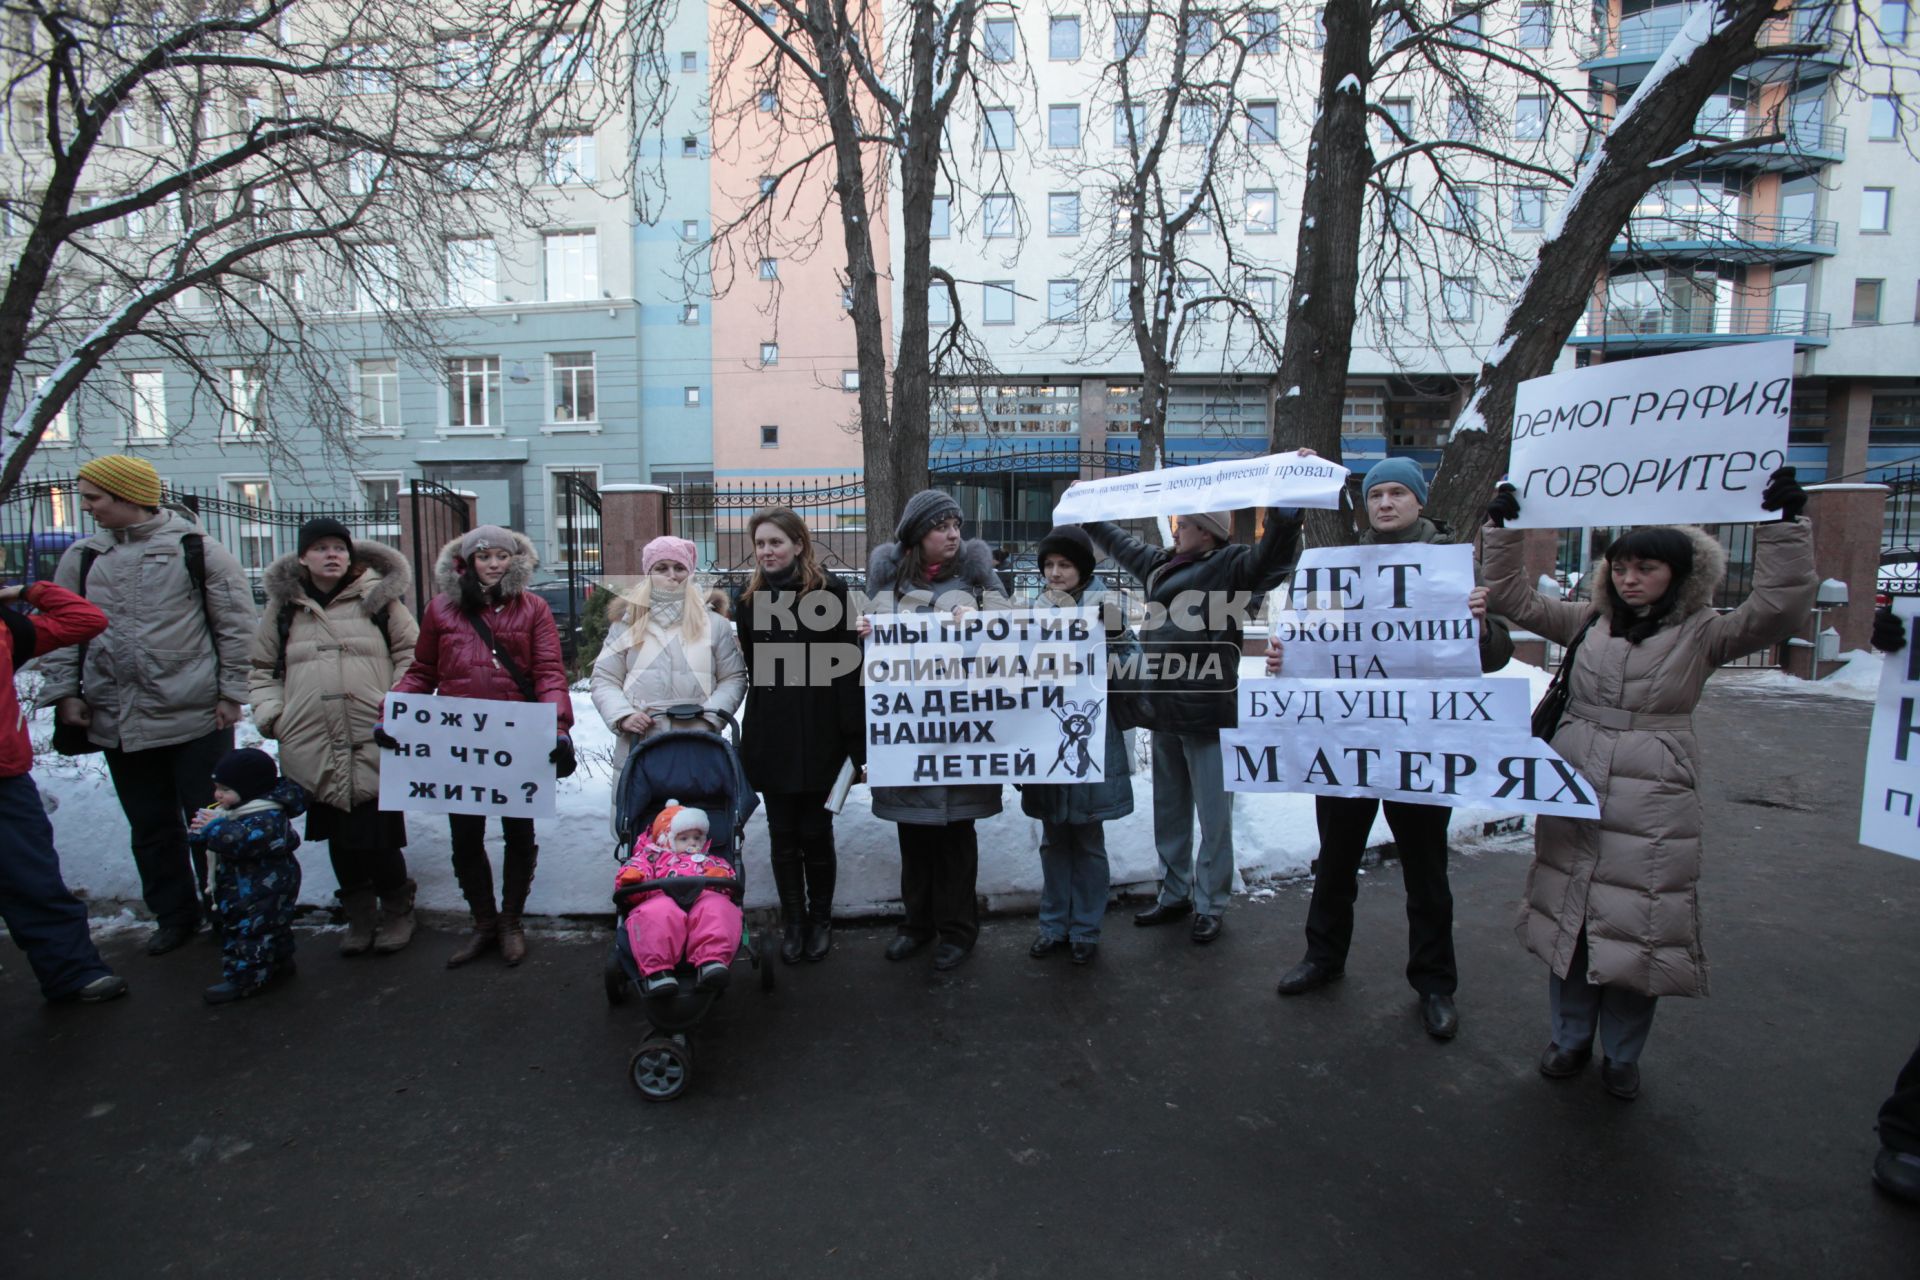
[{"x1": 36, "y1": 458, "x2": 258, "y2": 955}]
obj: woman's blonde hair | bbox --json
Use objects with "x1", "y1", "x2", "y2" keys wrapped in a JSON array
[{"x1": 610, "y1": 571, "x2": 711, "y2": 645}]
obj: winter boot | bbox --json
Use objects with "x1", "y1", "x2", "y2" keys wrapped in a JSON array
[
  {"x1": 337, "y1": 888, "x2": 379, "y2": 956},
  {"x1": 372, "y1": 879, "x2": 418, "y2": 954},
  {"x1": 448, "y1": 842, "x2": 501, "y2": 968},
  {"x1": 771, "y1": 841, "x2": 807, "y2": 965},
  {"x1": 446, "y1": 909, "x2": 499, "y2": 967},
  {"x1": 499, "y1": 838, "x2": 538, "y2": 968}
]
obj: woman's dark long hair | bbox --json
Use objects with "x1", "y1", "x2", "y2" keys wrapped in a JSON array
[
  {"x1": 457, "y1": 561, "x2": 510, "y2": 614},
  {"x1": 1603, "y1": 526, "x2": 1696, "y2": 643}
]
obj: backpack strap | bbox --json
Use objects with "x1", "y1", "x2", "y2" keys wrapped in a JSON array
[
  {"x1": 71, "y1": 547, "x2": 100, "y2": 699},
  {"x1": 272, "y1": 599, "x2": 393, "y2": 680},
  {"x1": 182, "y1": 533, "x2": 219, "y2": 649}
]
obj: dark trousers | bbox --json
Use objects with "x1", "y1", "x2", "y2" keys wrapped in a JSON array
[
  {"x1": 447, "y1": 815, "x2": 537, "y2": 916},
  {"x1": 896, "y1": 821, "x2": 978, "y2": 949},
  {"x1": 1304, "y1": 795, "x2": 1457, "y2": 996},
  {"x1": 103, "y1": 727, "x2": 232, "y2": 929},
  {"x1": 1881, "y1": 1037, "x2": 1920, "y2": 1155},
  {"x1": 0, "y1": 774, "x2": 114, "y2": 999},
  {"x1": 329, "y1": 846, "x2": 409, "y2": 897},
  {"x1": 213, "y1": 855, "x2": 301, "y2": 989},
  {"x1": 764, "y1": 790, "x2": 837, "y2": 925}
]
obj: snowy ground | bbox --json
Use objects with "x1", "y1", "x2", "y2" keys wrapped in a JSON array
[{"x1": 22, "y1": 650, "x2": 1881, "y2": 923}]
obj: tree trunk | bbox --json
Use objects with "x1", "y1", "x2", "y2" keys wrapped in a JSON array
[{"x1": 1269, "y1": 0, "x2": 1373, "y2": 549}]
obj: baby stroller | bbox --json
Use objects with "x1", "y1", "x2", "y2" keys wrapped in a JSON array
[{"x1": 603, "y1": 705, "x2": 770, "y2": 1100}]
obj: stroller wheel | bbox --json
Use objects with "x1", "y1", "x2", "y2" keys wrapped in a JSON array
[
  {"x1": 630, "y1": 1037, "x2": 693, "y2": 1101},
  {"x1": 604, "y1": 954, "x2": 632, "y2": 1007}
]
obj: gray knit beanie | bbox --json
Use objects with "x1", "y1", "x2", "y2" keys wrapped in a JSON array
[
  {"x1": 895, "y1": 489, "x2": 964, "y2": 546},
  {"x1": 460, "y1": 524, "x2": 517, "y2": 558}
]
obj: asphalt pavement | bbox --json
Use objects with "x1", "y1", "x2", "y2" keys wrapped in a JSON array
[{"x1": 3, "y1": 680, "x2": 1917, "y2": 1278}]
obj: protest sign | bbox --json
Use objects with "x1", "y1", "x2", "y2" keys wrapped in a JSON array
[
  {"x1": 863, "y1": 607, "x2": 1108, "y2": 787},
  {"x1": 1221, "y1": 677, "x2": 1603, "y2": 819},
  {"x1": 1050, "y1": 450, "x2": 1348, "y2": 525},
  {"x1": 378, "y1": 693, "x2": 558, "y2": 819},
  {"x1": 1271, "y1": 544, "x2": 1483, "y2": 680},
  {"x1": 1859, "y1": 597, "x2": 1920, "y2": 860},
  {"x1": 1506, "y1": 341, "x2": 1792, "y2": 529}
]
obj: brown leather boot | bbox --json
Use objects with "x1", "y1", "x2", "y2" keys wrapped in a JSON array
[
  {"x1": 498, "y1": 836, "x2": 537, "y2": 968},
  {"x1": 372, "y1": 879, "x2": 417, "y2": 954},
  {"x1": 337, "y1": 889, "x2": 378, "y2": 956},
  {"x1": 446, "y1": 908, "x2": 499, "y2": 968},
  {"x1": 498, "y1": 913, "x2": 527, "y2": 966}
]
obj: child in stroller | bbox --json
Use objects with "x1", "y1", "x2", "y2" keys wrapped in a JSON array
[{"x1": 616, "y1": 800, "x2": 742, "y2": 997}]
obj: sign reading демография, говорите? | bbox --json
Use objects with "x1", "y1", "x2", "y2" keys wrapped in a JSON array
[{"x1": 1505, "y1": 340, "x2": 1792, "y2": 529}]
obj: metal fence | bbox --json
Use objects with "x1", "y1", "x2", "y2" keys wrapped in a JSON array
[{"x1": 1882, "y1": 466, "x2": 1920, "y2": 597}]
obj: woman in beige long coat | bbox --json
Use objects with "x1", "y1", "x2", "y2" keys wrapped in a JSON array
[
  {"x1": 1481, "y1": 471, "x2": 1814, "y2": 1100},
  {"x1": 249, "y1": 522, "x2": 419, "y2": 955}
]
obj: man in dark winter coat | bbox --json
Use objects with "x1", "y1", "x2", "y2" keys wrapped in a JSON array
[{"x1": 1080, "y1": 494, "x2": 1304, "y2": 944}]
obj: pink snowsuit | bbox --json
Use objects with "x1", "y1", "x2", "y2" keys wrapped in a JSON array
[{"x1": 617, "y1": 838, "x2": 742, "y2": 974}]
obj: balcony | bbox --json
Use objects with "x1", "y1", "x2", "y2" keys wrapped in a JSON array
[
  {"x1": 1609, "y1": 212, "x2": 1839, "y2": 263},
  {"x1": 1695, "y1": 116, "x2": 1848, "y2": 171},
  {"x1": 1584, "y1": 8, "x2": 1844, "y2": 82},
  {"x1": 1569, "y1": 306, "x2": 1831, "y2": 349}
]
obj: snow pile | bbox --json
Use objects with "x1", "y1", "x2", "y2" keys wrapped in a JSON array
[
  {"x1": 1716, "y1": 648, "x2": 1883, "y2": 703},
  {"x1": 29, "y1": 660, "x2": 1553, "y2": 923}
]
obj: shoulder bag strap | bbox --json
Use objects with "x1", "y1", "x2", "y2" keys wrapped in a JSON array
[{"x1": 466, "y1": 609, "x2": 537, "y2": 702}]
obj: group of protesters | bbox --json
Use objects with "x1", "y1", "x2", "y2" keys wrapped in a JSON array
[{"x1": 1, "y1": 449, "x2": 1915, "y2": 1205}]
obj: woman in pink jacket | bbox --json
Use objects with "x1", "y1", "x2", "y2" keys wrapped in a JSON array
[{"x1": 387, "y1": 526, "x2": 573, "y2": 968}]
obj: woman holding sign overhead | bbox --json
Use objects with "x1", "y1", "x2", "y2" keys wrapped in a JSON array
[
  {"x1": 858, "y1": 489, "x2": 1012, "y2": 972},
  {"x1": 1271, "y1": 458, "x2": 1511, "y2": 1042},
  {"x1": 387, "y1": 526, "x2": 574, "y2": 969},
  {"x1": 1480, "y1": 469, "x2": 1814, "y2": 1099}
]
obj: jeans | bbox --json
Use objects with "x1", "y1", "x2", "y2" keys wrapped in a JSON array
[
  {"x1": 0, "y1": 774, "x2": 115, "y2": 999},
  {"x1": 1304, "y1": 795, "x2": 1457, "y2": 995},
  {"x1": 1037, "y1": 820, "x2": 1110, "y2": 943},
  {"x1": 103, "y1": 727, "x2": 232, "y2": 928},
  {"x1": 1549, "y1": 929, "x2": 1659, "y2": 1063},
  {"x1": 1149, "y1": 731, "x2": 1235, "y2": 915},
  {"x1": 896, "y1": 821, "x2": 979, "y2": 948}
]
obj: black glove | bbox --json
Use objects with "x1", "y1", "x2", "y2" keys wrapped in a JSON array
[
  {"x1": 1485, "y1": 484, "x2": 1521, "y2": 528},
  {"x1": 550, "y1": 735, "x2": 577, "y2": 779},
  {"x1": 1760, "y1": 466, "x2": 1806, "y2": 522},
  {"x1": 1872, "y1": 604, "x2": 1908, "y2": 654},
  {"x1": 372, "y1": 726, "x2": 400, "y2": 750}
]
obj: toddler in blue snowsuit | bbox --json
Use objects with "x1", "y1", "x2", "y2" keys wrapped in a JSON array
[{"x1": 189, "y1": 748, "x2": 306, "y2": 1005}]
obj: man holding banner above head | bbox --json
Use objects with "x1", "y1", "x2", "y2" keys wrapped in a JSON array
[
  {"x1": 1478, "y1": 467, "x2": 1813, "y2": 1100},
  {"x1": 1272, "y1": 457, "x2": 1512, "y2": 1043},
  {"x1": 1075, "y1": 462, "x2": 1311, "y2": 946}
]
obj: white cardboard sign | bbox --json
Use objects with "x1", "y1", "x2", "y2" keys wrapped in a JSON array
[
  {"x1": 378, "y1": 692, "x2": 558, "y2": 819},
  {"x1": 1271, "y1": 544, "x2": 1483, "y2": 680},
  {"x1": 1506, "y1": 341, "x2": 1792, "y2": 528},
  {"x1": 1050, "y1": 451, "x2": 1349, "y2": 525},
  {"x1": 863, "y1": 608, "x2": 1108, "y2": 787},
  {"x1": 1859, "y1": 597, "x2": 1920, "y2": 860}
]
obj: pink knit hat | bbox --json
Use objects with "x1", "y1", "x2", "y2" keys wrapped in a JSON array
[{"x1": 641, "y1": 535, "x2": 699, "y2": 576}]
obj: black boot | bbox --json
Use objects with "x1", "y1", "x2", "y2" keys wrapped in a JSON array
[
  {"x1": 801, "y1": 829, "x2": 837, "y2": 962},
  {"x1": 770, "y1": 841, "x2": 808, "y2": 965},
  {"x1": 779, "y1": 923, "x2": 806, "y2": 965}
]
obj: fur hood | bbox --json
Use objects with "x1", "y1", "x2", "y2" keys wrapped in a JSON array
[
  {"x1": 1594, "y1": 525, "x2": 1726, "y2": 626},
  {"x1": 432, "y1": 529, "x2": 538, "y2": 600},
  {"x1": 261, "y1": 540, "x2": 412, "y2": 615},
  {"x1": 866, "y1": 537, "x2": 998, "y2": 597}
]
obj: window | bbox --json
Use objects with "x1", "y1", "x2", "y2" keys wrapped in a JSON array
[
  {"x1": 681, "y1": 135, "x2": 699, "y2": 157},
  {"x1": 1245, "y1": 188, "x2": 1277, "y2": 234},
  {"x1": 445, "y1": 237, "x2": 497, "y2": 306},
  {"x1": 684, "y1": 385, "x2": 701, "y2": 406},
  {"x1": 543, "y1": 134, "x2": 596, "y2": 184},
  {"x1": 543, "y1": 231, "x2": 597, "y2": 301},
  {"x1": 357, "y1": 359, "x2": 400, "y2": 431},
  {"x1": 1050, "y1": 16, "x2": 1081, "y2": 58},
  {"x1": 1381, "y1": 10, "x2": 1411, "y2": 47},
  {"x1": 1862, "y1": 187, "x2": 1892, "y2": 232},
  {"x1": 682, "y1": 303, "x2": 700, "y2": 325},
  {"x1": 1248, "y1": 8, "x2": 1280, "y2": 52},
  {"x1": 1048, "y1": 191, "x2": 1081, "y2": 235},
  {"x1": 359, "y1": 475, "x2": 401, "y2": 514},
  {"x1": 931, "y1": 195, "x2": 951, "y2": 237},
  {"x1": 983, "y1": 17, "x2": 1015, "y2": 61},
  {"x1": 1869, "y1": 95, "x2": 1901, "y2": 140},
  {"x1": 1048, "y1": 104, "x2": 1080, "y2": 148},
  {"x1": 225, "y1": 367, "x2": 264, "y2": 437},
  {"x1": 354, "y1": 243, "x2": 397, "y2": 311},
  {"x1": 1249, "y1": 276, "x2": 1277, "y2": 314},
  {"x1": 1116, "y1": 12, "x2": 1146, "y2": 56},
  {"x1": 1180, "y1": 99, "x2": 1215, "y2": 145},
  {"x1": 680, "y1": 51, "x2": 697, "y2": 72},
  {"x1": 984, "y1": 193, "x2": 1015, "y2": 237},
  {"x1": 1048, "y1": 279, "x2": 1079, "y2": 322},
  {"x1": 1441, "y1": 278, "x2": 1475, "y2": 322},
  {"x1": 758, "y1": 88, "x2": 778, "y2": 114},
  {"x1": 758, "y1": 174, "x2": 776, "y2": 196},
  {"x1": 841, "y1": 369, "x2": 860, "y2": 391},
  {"x1": 1514, "y1": 95, "x2": 1546, "y2": 141},
  {"x1": 983, "y1": 281, "x2": 1015, "y2": 325},
  {"x1": 1379, "y1": 98, "x2": 1412, "y2": 143},
  {"x1": 443, "y1": 141, "x2": 493, "y2": 189},
  {"x1": 1114, "y1": 102, "x2": 1147, "y2": 147},
  {"x1": 336, "y1": 46, "x2": 393, "y2": 95},
  {"x1": 1518, "y1": 4, "x2": 1551, "y2": 47},
  {"x1": 1855, "y1": 278, "x2": 1884, "y2": 325},
  {"x1": 1513, "y1": 186, "x2": 1546, "y2": 231},
  {"x1": 761, "y1": 424, "x2": 779, "y2": 448},
  {"x1": 1109, "y1": 279, "x2": 1133, "y2": 321},
  {"x1": 1382, "y1": 276, "x2": 1409, "y2": 318},
  {"x1": 446, "y1": 357, "x2": 501, "y2": 429},
  {"x1": 1446, "y1": 187, "x2": 1481, "y2": 232},
  {"x1": 758, "y1": 257, "x2": 779, "y2": 280},
  {"x1": 1248, "y1": 100, "x2": 1278, "y2": 144},
  {"x1": 983, "y1": 108, "x2": 1014, "y2": 151},
  {"x1": 227, "y1": 479, "x2": 274, "y2": 573},
  {"x1": 550, "y1": 352, "x2": 596, "y2": 422},
  {"x1": 541, "y1": 29, "x2": 592, "y2": 83},
  {"x1": 1179, "y1": 187, "x2": 1212, "y2": 235},
  {"x1": 1879, "y1": 0, "x2": 1908, "y2": 44},
  {"x1": 1453, "y1": 8, "x2": 1482, "y2": 47},
  {"x1": 928, "y1": 286, "x2": 954, "y2": 326},
  {"x1": 348, "y1": 151, "x2": 384, "y2": 195},
  {"x1": 437, "y1": 35, "x2": 490, "y2": 87},
  {"x1": 36, "y1": 377, "x2": 72, "y2": 445},
  {"x1": 681, "y1": 218, "x2": 699, "y2": 240},
  {"x1": 1447, "y1": 96, "x2": 1480, "y2": 141},
  {"x1": 128, "y1": 370, "x2": 165, "y2": 440},
  {"x1": 1184, "y1": 13, "x2": 1215, "y2": 54},
  {"x1": 757, "y1": 341, "x2": 781, "y2": 367},
  {"x1": 841, "y1": 285, "x2": 854, "y2": 311}
]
